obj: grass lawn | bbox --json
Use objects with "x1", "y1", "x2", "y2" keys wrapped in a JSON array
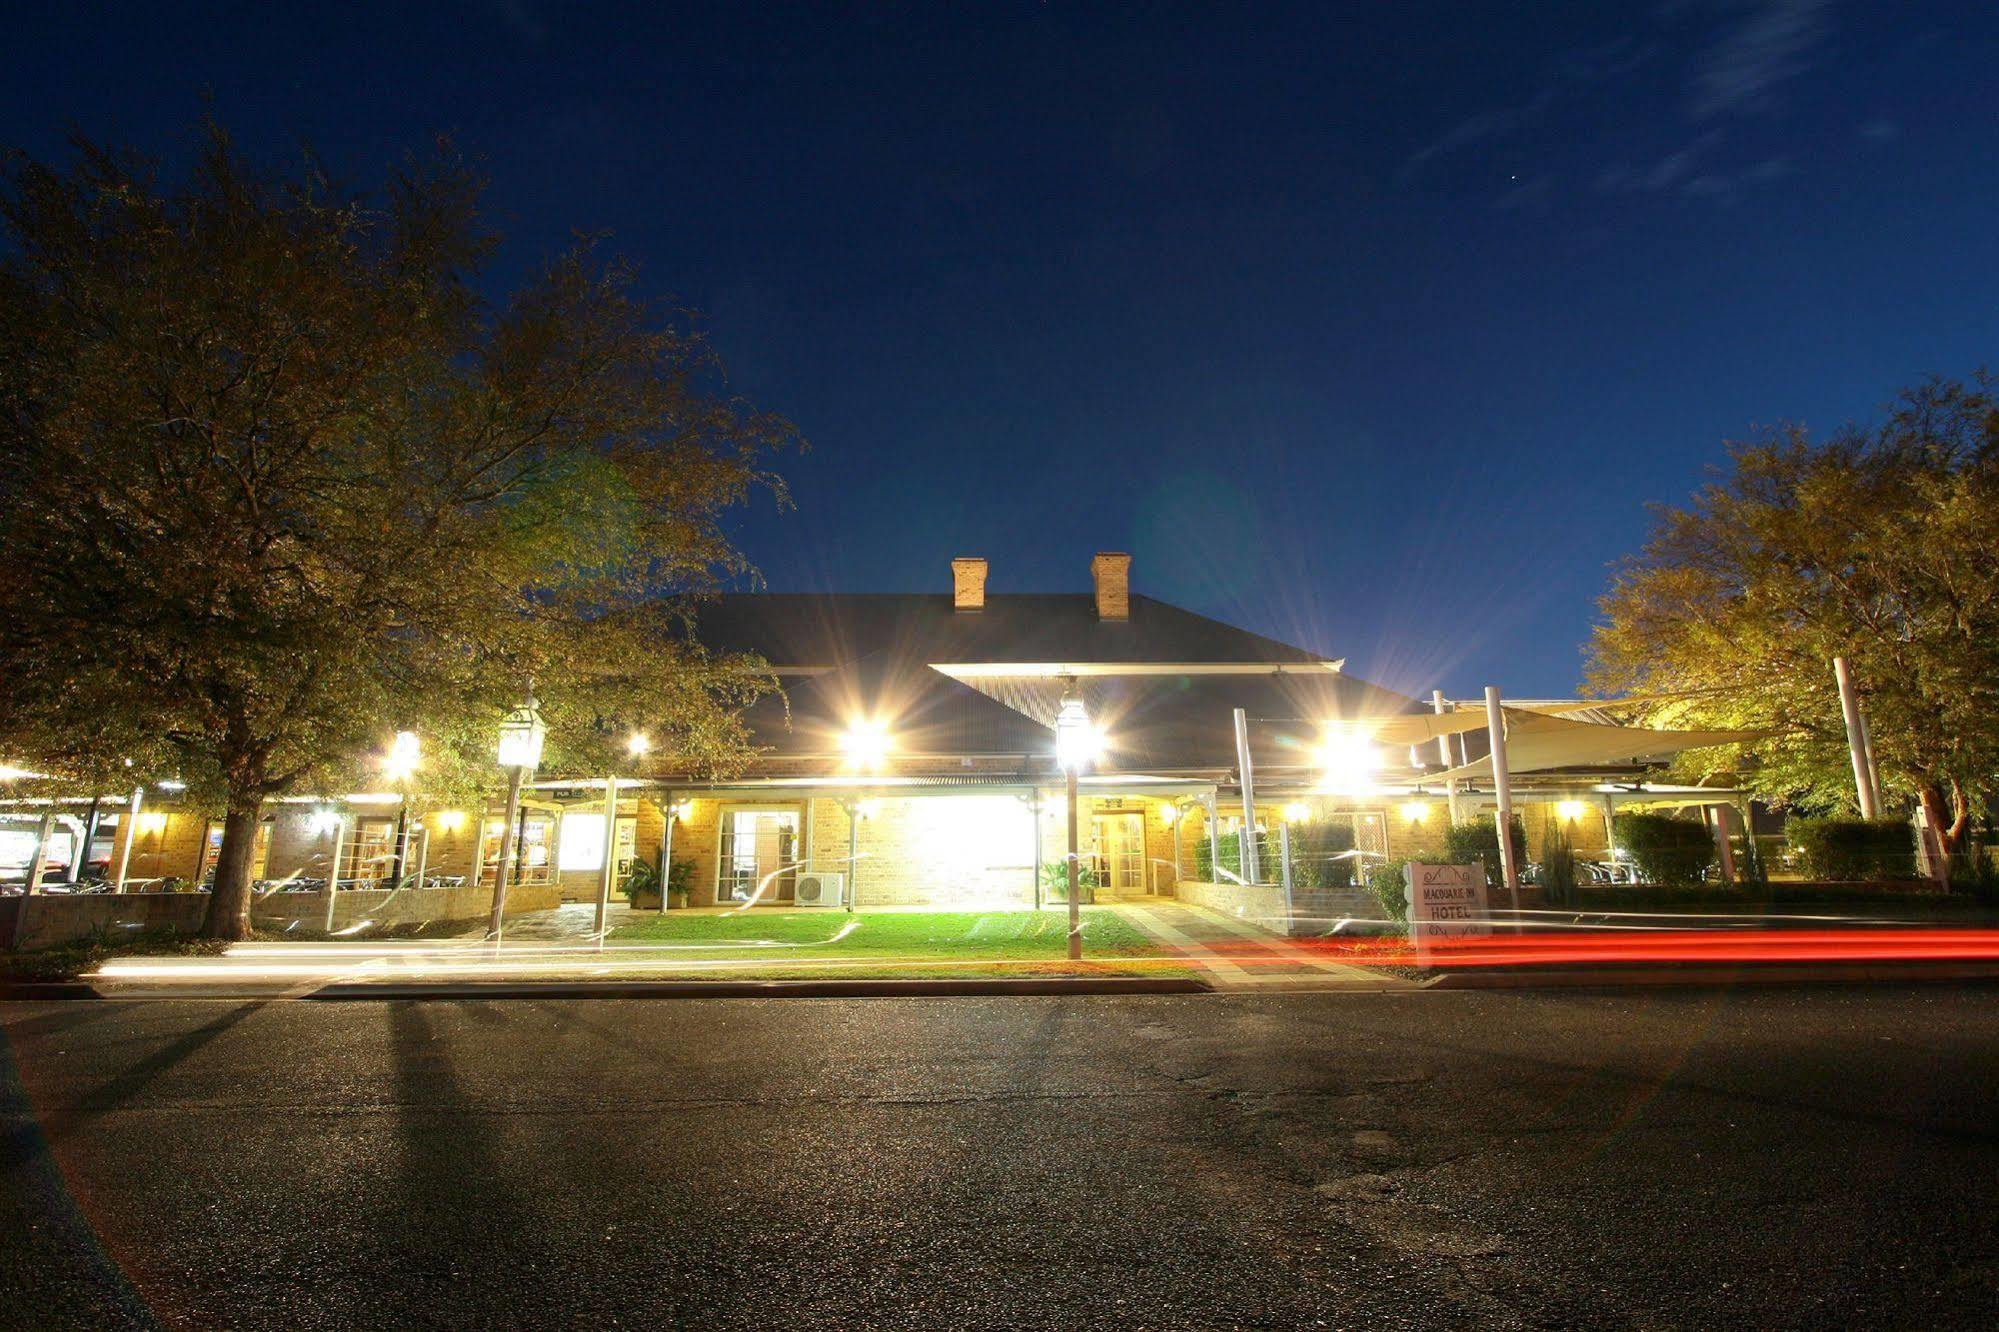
[{"x1": 604, "y1": 908, "x2": 1180, "y2": 978}]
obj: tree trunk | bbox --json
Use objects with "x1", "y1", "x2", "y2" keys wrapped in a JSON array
[
  {"x1": 200, "y1": 796, "x2": 262, "y2": 940},
  {"x1": 1917, "y1": 783, "x2": 1965, "y2": 856}
]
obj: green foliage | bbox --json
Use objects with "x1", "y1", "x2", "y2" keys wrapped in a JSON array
[
  {"x1": 1540, "y1": 823, "x2": 1579, "y2": 905},
  {"x1": 1442, "y1": 816, "x2": 1526, "y2": 887},
  {"x1": 0, "y1": 124, "x2": 795, "y2": 938},
  {"x1": 622, "y1": 855, "x2": 697, "y2": 909},
  {"x1": 1788, "y1": 818, "x2": 1917, "y2": 881},
  {"x1": 1586, "y1": 375, "x2": 1999, "y2": 850},
  {"x1": 1735, "y1": 835, "x2": 1770, "y2": 888},
  {"x1": 1194, "y1": 830, "x2": 1280, "y2": 883},
  {"x1": 1040, "y1": 860, "x2": 1100, "y2": 901},
  {"x1": 1613, "y1": 812, "x2": 1714, "y2": 887},
  {"x1": 1286, "y1": 819, "x2": 1358, "y2": 887},
  {"x1": 1365, "y1": 858, "x2": 1410, "y2": 926},
  {"x1": 1947, "y1": 844, "x2": 1999, "y2": 904}
]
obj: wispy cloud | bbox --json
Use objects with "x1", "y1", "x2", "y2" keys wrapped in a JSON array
[
  {"x1": 1397, "y1": 90, "x2": 1555, "y2": 185},
  {"x1": 1688, "y1": 0, "x2": 1835, "y2": 119}
]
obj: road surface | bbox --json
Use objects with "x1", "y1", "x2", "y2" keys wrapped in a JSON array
[{"x1": 3, "y1": 985, "x2": 1996, "y2": 1329}]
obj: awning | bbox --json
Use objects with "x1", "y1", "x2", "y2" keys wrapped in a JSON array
[{"x1": 1435, "y1": 711, "x2": 1762, "y2": 780}]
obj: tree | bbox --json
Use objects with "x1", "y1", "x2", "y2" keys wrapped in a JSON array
[
  {"x1": 0, "y1": 125, "x2": 797, "y2": 936},
  {"x1": 1587, "y1": 375, "x2": 1999, "y2": 851}
]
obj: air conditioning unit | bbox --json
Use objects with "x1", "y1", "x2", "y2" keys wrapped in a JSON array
[{"x1": 793, "y1": 872, "x2": 845, "y2": 907}]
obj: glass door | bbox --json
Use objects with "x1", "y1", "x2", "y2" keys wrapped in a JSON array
[
  {"x1": 718, "y1": 808, "x2": 800, "y2": 903},
  {"x1": 1091, "y1": 812, "x2": 1146, "y2": 893}
]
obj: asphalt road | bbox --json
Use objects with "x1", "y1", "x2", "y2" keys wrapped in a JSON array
[{"x1": 2, "y1": 986, "x2": 1996, "y2": 1331}]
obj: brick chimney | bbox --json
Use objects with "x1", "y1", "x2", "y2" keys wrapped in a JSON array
[
  {"x1": 1091, "y1": 552, "x2": 1131, "y2": 621},
  {"x1": 951, "y1": 557, "x2": 988, "y2": 611}
]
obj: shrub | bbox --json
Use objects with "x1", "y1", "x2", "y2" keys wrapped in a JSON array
[
  {"x1": 1194, "y1": 830, "x2": 1280, "y2": 883},
  {"x1": 1613, "y1": 812, "x2": 1713, "y2": 887},
  {"x1": 1540, "y1": 823, "x2": 1578, "y2": 906},
  {"x1": 622, "y1": 855, "x2": 696, "y2": 909},
  {"x1": 1945, "y1": 843, "x2": 1999, "y2": 903},
  {"x1": 1442, "y1": 815, "x2": 1526, "y2": 887},
  {"x1": 1040, "y1": 860, "x2": 1100, "y2": 901},
  {"x1": 1286, "y1": 819, "x2": 1358, "y2": 887},
  {"x1": 1365, "y1": 858, "x2": 1410, "y2": 925},
  {"x1": 1789, "y1": 817, "x2": 1916, "y2": 881},
  {"x1": 1735, "y1": 835, "x2": 1770, "y2": 888}
]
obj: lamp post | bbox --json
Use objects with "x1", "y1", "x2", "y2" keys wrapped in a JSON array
[
  {"x1": 595, "y1": 732, "x2": 648, "y2": 943},
  {"x1": 382, "y1": 730, "x2": 421, "y2": 888},
  {"x1": 489, "y1": 694, "x2": 547, "y2": 942},
  {"x1": 1054, "y1": 688, "x2": 1093, "y2": 962}
]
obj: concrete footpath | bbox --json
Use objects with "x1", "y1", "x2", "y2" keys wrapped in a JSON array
[{"x1": 1111, "y1": 900, "x2": 1413, "y2": 990}]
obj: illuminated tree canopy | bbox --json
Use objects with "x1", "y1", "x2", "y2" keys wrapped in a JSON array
[
  {"x1": 0, "y1": 124, "x2": 796, "y2": 936},
  {"x1": 1588, "y1": 374, "x2": 1999, "y2": 849}
]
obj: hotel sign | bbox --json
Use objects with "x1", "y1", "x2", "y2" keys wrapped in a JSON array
[{"x1": 1403, "y1": 862, "x2": 1491, "y2": 953}]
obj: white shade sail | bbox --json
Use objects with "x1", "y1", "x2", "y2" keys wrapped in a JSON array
[{"x1": 1435, "y1": 711, "x2": 1762, "y2": 780}]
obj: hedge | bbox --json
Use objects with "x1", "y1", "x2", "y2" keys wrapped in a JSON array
[
  {"x1": 1194, "y1": 829, "x2": 1280, "y2": 882},
  {"x1": 1788, "y1": 818, "x2": 1917, "y2": 881},
  {"x1": 1442, "y1": 815, "x2": 1526, "y2": 887},
  {"x1": 1612, "y1": 812, "x2": 1713, "y2": 888},
  {"x1": 1285, "y1": 819, "x2": 1358, "y2": 888}
]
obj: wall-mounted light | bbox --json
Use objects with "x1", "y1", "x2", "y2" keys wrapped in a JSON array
[
  {"x1": 1557, "y1": 800, "x2": 1588, "y2": 824},
  {"x1": 1282, "y1": 801, "x2": 1310, "y2": 823},
  {"x1": 431, "y1": 809, "x2": 468, "y2": 833},
  {"x1": 1159, "y1": 802, "x2": 1179, "y2": 825},
  {"x1": 139, "y1": 811, "x2": 171, "y2": 836},
  {"x1": 839, "y1": 720, "x2": 892, "y2": 771},
  {"x1": 670, "y1": 800, "x2": 693, "y2": 822},
  {"x1": 1316, "y1": 731, "x2": 1383, "y2": 795},
  {"x1": 308, "y1": 808, "x2": 343, "y2": 836},
  {"x1": 1401, "y1": 799, "x2": 1430, "y2": 825}
]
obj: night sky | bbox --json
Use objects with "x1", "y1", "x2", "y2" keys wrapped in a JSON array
[{"x1": 9, "y1": 2, "x2": 1997, "y2": 698}]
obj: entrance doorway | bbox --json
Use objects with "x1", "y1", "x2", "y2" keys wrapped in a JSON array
[
  {"x1": 719, "y1": 807, "x2": 801, "y2": 903},
  {"x1": 1091, "y1": 811, "x2": 1147, "y2": 894}
]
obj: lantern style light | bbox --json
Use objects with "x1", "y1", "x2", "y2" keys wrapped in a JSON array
[
  {"x1": 1053, "y1": 692, "x2": 1095, "y2": 773},
  {"x1": 1282, "y1": 801, "x2": 1310, "y2": 823},
  {"x1": 383, "y1": 730, "x2": 422, "y2": 782},
  {"x1": 1401, "y1": 799, "x2": 1431, "y2": 825},
  {"x1": 627, "y1": 731, "x2": 652, "y2": 758},
  {"x1": 1557, "y1": 799, "x2": 1588, "y2": 825},
  {"x1": 496, "y1": 700, "x2": 547, "y2": 770}
]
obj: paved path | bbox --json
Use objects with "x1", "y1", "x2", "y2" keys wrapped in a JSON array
[
  {"x1": 5, "y1": 985, "x2": 1998, "y2": 1329},
  {"x1": 1113, "y1": 899, "x2": 1406, "y2": 989}
]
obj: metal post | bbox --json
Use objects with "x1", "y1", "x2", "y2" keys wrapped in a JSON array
[
  {"x1": 322, "y1": 816, "x2": 347, "y2": 932},
  {"x1": 1170, "y1": 804, "x2": 1182, "y2": 882},
  {"x1": 594, "y1": 775, "x2": 619, "y2": 943},
  {"x1": 489, "y1": 764, "x2": 527, "y2": 941},
  {"x1": 1278, "y1": 818, "x2": 1295, "y2": 930},
  {"x1": 112, "y1": 786, "x2": 142, "y2": 893},
  {"x1": 70, "y1": 796, "x2": 100, "y2": 885},
  {"x1": 1711, "y1": 804, "x2": 1737, "y2": 884},
  {"x1": 657, "y1": 793, "x2": 675, "y2": 913},
  {"x1": 1205, "y1": 792, "x2": 1220, "y2": 881},
  {"x1": 1483, "y1": 686, "x2": 1521, "y2": 909},
  {"x1": 1029, "y1": 794, "x2": 1043, "y2": 910},
  {"x1": 1833, "y1": 656, "x2": 1880, "y2": 818},
  {"x1": 23, "y1": 810, "x2": 54, "y2": 896},
  {"x1": 413, "y1": 824, "x2": 430, "y2": 891},
  {"x1": 1600, "y1": 791, "x2": 1620, "y2": 883},
  {"x1": 1232, "y1": 707, "x2": 1260, "y2": 885},
  {"x1": 1432, "y1": 690, "x2": 1460, "y2": 826},
  {"x1": 1066, "y1": 765, "x2": 1082, "y2": 960},
  {"x1": 846, "y1": 799, "x2": 861, "y2": 914}
]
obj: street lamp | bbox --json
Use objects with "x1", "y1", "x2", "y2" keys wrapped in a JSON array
[
  {"x1": 594, "y1": 731, "x2": 653, "y2": 943},
  {"x1": 382, "y1": 731, "x2": 422, "y2": 887},
  {"x1": 489, "y1": 695, "x2": 547, "y2": 941},
  {"x1": 1054, "y1": 688, "x2": 1094, "y2": 962}
]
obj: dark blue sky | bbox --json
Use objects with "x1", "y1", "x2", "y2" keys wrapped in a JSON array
[{"x1": 10, "y1": 2, "x2": 1997, "y2": 697}]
